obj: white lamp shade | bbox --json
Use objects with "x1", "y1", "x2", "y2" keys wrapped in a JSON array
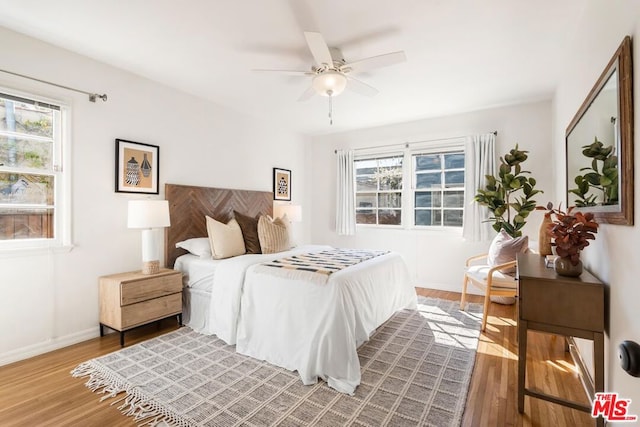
[
  {"x1": 313, "y1": 71, "x2": 347, "y2": 97},
  {"x1": 127, "y1": 200, "x2": 171, "y2": 229},
  {"x1": 274, "y1": 204, "x2": 302, "y2": 222}
]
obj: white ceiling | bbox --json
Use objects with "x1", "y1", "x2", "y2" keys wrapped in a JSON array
[{"x1": 0, "y1": 0, "x2": 584, "y2": 135}]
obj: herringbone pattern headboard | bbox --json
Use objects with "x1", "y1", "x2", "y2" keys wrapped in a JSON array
[{"x1": 164, "y1": 184, "x2": 272, "y2": 267}]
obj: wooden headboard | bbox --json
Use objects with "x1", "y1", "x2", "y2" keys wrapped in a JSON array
[{"x1": 164, "y1": 183, "x2": 273, "y2": 267}]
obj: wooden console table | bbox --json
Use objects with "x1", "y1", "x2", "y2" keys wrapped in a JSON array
[{"x1": 517, "y1": 253, "x2": 604, "y2": 426}]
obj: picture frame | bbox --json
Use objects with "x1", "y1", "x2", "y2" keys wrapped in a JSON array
[
  {"x1": 273, "y1": 168, "x2": 291, "y2": 201},
  {"x1": 115, "y1": 139, "x2": 159, "y2": 194}
]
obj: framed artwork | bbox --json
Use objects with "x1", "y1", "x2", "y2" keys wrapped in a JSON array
[
  {"x1": 273, "y1": 168, "x2": 291, "y2": 201},
  {"x1": 115, "y1": 139, "x2": 159, "y2": 194}
]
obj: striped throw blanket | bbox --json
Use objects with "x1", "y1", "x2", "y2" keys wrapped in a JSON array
[{"x1": 254, "y1": 249, "x2": 389, "y2": 285}]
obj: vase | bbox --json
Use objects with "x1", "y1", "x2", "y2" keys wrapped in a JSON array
[
  {"x1": 140, "y1": 153, "x2": 152, "y2": 178},
  {"x1": 554, "y1": 256, "x2": 583, "y2": 277},
  {"x1": 538, "y1": 212, "x2": 553, "y2": 256}
]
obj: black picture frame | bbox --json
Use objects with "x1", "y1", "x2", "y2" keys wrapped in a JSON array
[
  {"x1": 115, "y1": 139, "x2": 159, "y2": 194},
  {"x1": 273, "y1": 168, "x2": 291, "y2": 201}
]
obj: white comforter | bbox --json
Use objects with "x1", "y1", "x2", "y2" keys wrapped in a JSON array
[{"x1": 185, "y1": 244, "x2": 417, "y2": 394}]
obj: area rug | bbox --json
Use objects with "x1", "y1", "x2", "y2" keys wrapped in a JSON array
[{"x1": 72, "y1": 297, "x2": 482, "y2": 426}]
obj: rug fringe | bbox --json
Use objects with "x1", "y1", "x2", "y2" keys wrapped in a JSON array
[{"x1": 72, "y1": 361, "x2": 194, "y2": 427}]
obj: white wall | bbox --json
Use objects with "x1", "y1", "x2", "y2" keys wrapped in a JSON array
[
  {"x1": 0, "y1": 26, "x2": 311, "y2": 365},
  {"x1": 552, "y1": 1, "x2": 640, "y2": 419},
  {"x1": 309, "y1": 100, "x2": 554, "y2": 293}
]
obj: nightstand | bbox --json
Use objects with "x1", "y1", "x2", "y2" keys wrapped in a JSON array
[{"x1": 99, "y1": 268, "x2": 183, "y2": 346}]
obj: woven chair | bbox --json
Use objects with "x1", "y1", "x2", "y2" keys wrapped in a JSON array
[{"x1": 460, "y1": 253, "x2": 518, "y2": 331}]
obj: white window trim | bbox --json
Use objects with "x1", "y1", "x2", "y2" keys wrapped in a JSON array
[{"x1": 0, "y1": 86, "x2": 73, "y2": 255}]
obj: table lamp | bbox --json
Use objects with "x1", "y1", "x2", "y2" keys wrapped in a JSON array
[{"x1": 127, "y1": 200, "x2": 171, "y2": 274}]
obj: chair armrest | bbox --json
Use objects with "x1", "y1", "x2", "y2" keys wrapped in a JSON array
[
  {"x1": 486, "y1": 260, "x2": 517, "y2": 286},
  {"x1": 466, "y1": 253, "x2": 489, "y2": 267}
]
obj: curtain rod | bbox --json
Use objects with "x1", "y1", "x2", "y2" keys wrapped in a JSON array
[
  {"x1": 334, "y1": 130, "x2": 497, "y2": 154},
  {"x1": 0, "y1": 68, "x2": 107, "y2": 102}
]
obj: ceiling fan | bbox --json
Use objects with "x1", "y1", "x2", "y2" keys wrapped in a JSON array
[{"x1": 254, "y1": 31, "x2": 406, "y2": 123}]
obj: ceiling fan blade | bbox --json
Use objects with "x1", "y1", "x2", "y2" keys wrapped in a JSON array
[
  {"x1": 252, "y1": 69, "x2": 313, "y2": 76},
  {"x1": 304, "y1": 32, "x2": 334, "y2": 67},
  {"x1": 342, "y1": 51, "x2": 406, "y2": 73},
  {"x1": 297, "y1": 87, "x2": 316, "y2": 102},
  {"x1": 346, "y1": 76, "x2": 379, "y2": 97}
]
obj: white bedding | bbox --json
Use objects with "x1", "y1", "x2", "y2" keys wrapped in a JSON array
[{"x1": 174, "y1": 244, "x2": 417, "y2": 394}]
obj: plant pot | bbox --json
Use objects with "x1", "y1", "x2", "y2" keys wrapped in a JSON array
[{"x1": 554, "y1": 257, "x2": 583, "y2": 277}]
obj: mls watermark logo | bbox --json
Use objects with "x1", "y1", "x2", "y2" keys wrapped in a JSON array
[{"x1": 592, "y1": 392, "x2": 638, "y2": 422}]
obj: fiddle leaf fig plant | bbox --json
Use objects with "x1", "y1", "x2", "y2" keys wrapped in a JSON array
[
  {"x1": 569, "y1": 137, "x2": 618, "y2": 206},
  {"x1": 474, "y1": 144, "x2": 542, "y2": 237}
]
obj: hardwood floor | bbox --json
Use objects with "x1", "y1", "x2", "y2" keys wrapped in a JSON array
[
  {"x1": 416, "y1": 288, "x2": 593, "y2": 427},
  {"x1": 0, "y1": 290, "x2": 594, "y2": 426}
]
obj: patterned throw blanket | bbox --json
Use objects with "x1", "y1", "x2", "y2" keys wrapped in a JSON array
[{"x1": 254, "y1": 248, "x2": 389, "y2": 285}]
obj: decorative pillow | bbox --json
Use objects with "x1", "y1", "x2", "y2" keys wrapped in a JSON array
[
  {"x1": 205, "y1": 216, "x2": 246, "y2": 259},
  {"x1": 175, "y1": 237, "x2": 211, "y2": 258},
  {"x1": 487, "y1": 230, "x2": 529, "y2": 274},
  {"x1": 233, "y1": 210, "x2": 261, "y2": 254},
  {"x1": 257, "y1": 215, "x2": 290, "y2": 254}
]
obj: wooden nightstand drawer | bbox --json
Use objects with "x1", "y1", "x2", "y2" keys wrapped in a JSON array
[
  {"x1": 120, "y1": 293, "x2": 182, "y2": 329},
  {"x1": 120, "y1": 272, "x2": 182, "y2": 305},
  {"x1": 99, "y1": 268, "x2": 183, "y2": 346}
]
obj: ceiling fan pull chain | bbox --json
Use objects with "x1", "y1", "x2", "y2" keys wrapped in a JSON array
[{"x1": 328, "y1": 90, "x2": 334, "y2": 125}]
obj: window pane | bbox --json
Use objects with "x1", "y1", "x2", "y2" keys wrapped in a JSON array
[
  {"x1": 379, "y1": 209, "x2": 401, "y2": 225},
  {"x1": 416, "y1": 172, "x2": 441, "y2": 189},
  {"x1": 444, "y1": 170, "x2": 464, "y2": 188},
  {"x1": 378, "y1": 171, "x2": 402, "y2": 190},
  {"x1": 355, "y1": 159, "x2": 377, "y2": 175},
  {"x1": 356, "y1": 193, "x2": 376, "y2": 209},
  {"x1": 443, "y1": 191, "x2": 464, "y2": 208},
  {"x1": 378, "y1": 156, "x2": 403, "y2": 169},
  {"x1": 415, "y1": 155, "x2": 441, "y2": 171},
  {"x1": 444, "y1": 153, "x2": 465, "y2": 169},
  {"x1": 433, "y1": 209, "x2": 442, "y2": 226},
  {"x1": 377, "y1": 157, "x2": 403, "y2": 190},
  {"x1": 356, "y1": 175, "x2": 377, "y2": 191},
  {"x1": 415, "y1": 210, "x2": 433, "y2": 226},
  {"x1": 0, "y1": 173, "x2": 54, "y2": 205},
  {"x1": 0, "y1": 207, "x2": 54, "y2": 240},
  {"x1": 0, "y1": 136, "x2": 53, "y2": 171},
  {"x1": 415, "y1": 191, "x2": 442, "y2": 208},
  {"x1": 356, "y1": 212, "x2": 376, "y2": 224},
  {"x1": 0, "y1": 98, "x2": 54, "y2": 138},
  {"x1": 378, "y1": 192, "x2": 401, "y2": 208},
  {"x1": 443, "y1": 210, "x2": 463, "y2": 227}
]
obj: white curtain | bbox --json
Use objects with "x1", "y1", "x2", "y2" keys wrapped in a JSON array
[
  {"x1": 462, "y1": 133, "x2": 496, "y2": 242},
  {"x1": 336, "y1": 149, "x2": 356, "y2": 235}
]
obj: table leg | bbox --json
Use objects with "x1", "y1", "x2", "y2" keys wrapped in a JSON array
[
  {"x1": 518, "y1": 319, "x2": 528, "y2": 413},
  {"x1": 120, "y1": 331, "x2": 125, "y2": 347},
  {"x1": 594, "y1": 332, "x2": 605, "y2": 427},
  {"x1": 99, "y1": 323, "x2": 104, "y2": 337}
]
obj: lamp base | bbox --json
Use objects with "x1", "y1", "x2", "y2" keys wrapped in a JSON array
[{"x1": 142, "y1": 260, "x2": 160, "y2": 275}]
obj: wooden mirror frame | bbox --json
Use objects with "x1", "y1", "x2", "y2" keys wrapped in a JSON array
[{"x1": 565, "y1": 36, "x2": 634, "y2": 225}]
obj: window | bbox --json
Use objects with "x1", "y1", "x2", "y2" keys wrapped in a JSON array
[
  {"x1": 413, "y1": 151, "x2": 465, "y2": 227},
  {"x1": 0, "y1": 91, "x2": 69, "y2": 248},
  {"x1": 351, "y1": 143, "x2": 466, "y2": 229},
  {"x1": 355, "y1": 155, "x2": 403, "y2": 225}
]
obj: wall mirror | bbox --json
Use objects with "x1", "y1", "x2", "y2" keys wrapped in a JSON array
[{"x1": 566, "y1": 35, "x2": 634, "y2": 225}]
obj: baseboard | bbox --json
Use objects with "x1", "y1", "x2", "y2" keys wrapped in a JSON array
[
  {"x1": 567, "y1": 336, "x2": 595, "y2": 402},
  {"x1": 0, "y1": 327, "x2": 99, "y2": 367}
]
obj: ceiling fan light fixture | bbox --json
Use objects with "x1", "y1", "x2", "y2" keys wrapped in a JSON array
[{"x1": 312, "y1": 70, "x2": 347, "y2": 97}]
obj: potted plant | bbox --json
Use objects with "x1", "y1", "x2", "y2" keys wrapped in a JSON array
[
  {"x1": 474, "y1": 144, "x2": 542, "y2": 237},
  {"x1": 546, "y1": 205, "x2": 599, "y2": 276}
]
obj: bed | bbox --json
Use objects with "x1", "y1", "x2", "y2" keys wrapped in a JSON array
[{"x1": 165, "y1": 184, "x2": 417, "y2": 394}]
